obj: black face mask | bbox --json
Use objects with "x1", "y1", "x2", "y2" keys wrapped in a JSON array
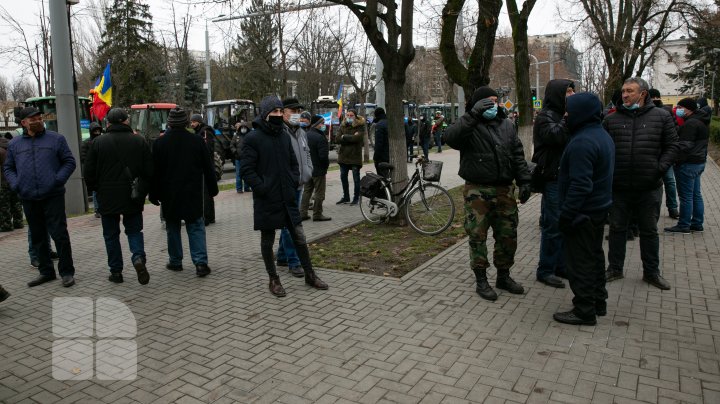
[{"x1": 267, "y1": 115, "x2": 284, "y2": 130}]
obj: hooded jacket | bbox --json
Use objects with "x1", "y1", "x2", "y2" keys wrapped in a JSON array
[
  {"x1": 558, "y1": 93, "x2": 615, "y2": 222},
  {"x1": 240, "y1": 117, "x2": 301, "y2": 230},
  {"x1": 2, "y1": 128, "x2": 76, "y2": 201},
  {"x1": 80, "y1": 122, "x2": 103, "y2": 165},
  {"x1": 531, "y1": 79, "x2": 573, "y2": 182},
  {"x1": 444, "y1": 108, "x2": 530, "y2": 186},
  {"x1": 602, "y1": 92, "x2": 679, "y2": 191},
  {"x1": 284, "y1": 123, "x2": 313, "y2": 189},
  {"x1": 373, "y1": 112, "x2": 389, "y2": 163},
  {"x1": 336, "y1": 115, "x2": 366, "y2": 166},
  {"x1": 676, "y1": 110, "x2": 709, "y2": 165},
  {"x1": 306, "y1": 126, "x2": 329, "y2": 177}
]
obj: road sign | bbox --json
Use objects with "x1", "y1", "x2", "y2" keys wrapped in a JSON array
[
  {"x1": 533, "y1": 100, "x2": 543, "y2": 109},
  {"x1": 504, "y1": 100, "x2": 514, "y2": 110}
]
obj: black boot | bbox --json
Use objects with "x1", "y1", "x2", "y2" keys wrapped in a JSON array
[
  {"x1": 304, "y1": 268, "x2": 328, "y2": 290},
  {"x1": 472, "y1": 268, "x2": 497, "y2": 301},
  {"x1": 496, "y1": 269, "x2": 524, "y2": 294}
]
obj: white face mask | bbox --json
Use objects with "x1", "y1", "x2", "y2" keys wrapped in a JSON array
[{"x1": 288, "y1": 114, "x2": 301, "y2": 126}]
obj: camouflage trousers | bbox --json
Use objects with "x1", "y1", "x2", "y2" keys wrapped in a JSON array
[
  {"x1": 0, "y1": 186, "x2": 24, "y2": 231},
  {"x1": 463, "y1": 183, "x2": 519, "y2": 271}
]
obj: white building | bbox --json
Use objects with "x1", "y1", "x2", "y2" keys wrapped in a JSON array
[{"x1": 650, "y1": 38, "x2": 698, "y2": 104}]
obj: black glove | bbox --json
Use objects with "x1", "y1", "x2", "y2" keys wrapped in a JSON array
[
  {"x1": 149, "y1": 198, "x2": 160, "y2": 206},
  {"x1": 518, "y1": 184, "x2": 532, "y2": 204},
  {"x1": 471, "y1": 98, "x2": 496, "y2": 117}
]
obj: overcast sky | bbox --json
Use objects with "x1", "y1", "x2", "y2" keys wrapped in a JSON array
[{"x1": 0, "y1": 0, "x2": 564, "y2": 86}]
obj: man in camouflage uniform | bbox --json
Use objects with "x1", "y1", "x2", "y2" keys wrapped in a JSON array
[
  {"x1": 445, "y1": 87, "x2": 532, "y2": 301},
  {"x1": 0, "y1": 133, "x2": 24, "y2": 231}
]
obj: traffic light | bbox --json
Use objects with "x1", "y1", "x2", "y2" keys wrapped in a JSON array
[{"x1": 531, "y1": 88, "x2": 537, "y2": 101}]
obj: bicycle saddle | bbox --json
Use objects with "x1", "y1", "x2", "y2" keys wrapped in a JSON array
[{"x1": 377, "y1": 162, "x2": 394, "y2": 170}]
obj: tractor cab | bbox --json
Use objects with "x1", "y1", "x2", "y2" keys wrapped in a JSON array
[{"x1": 129, "y1": 103, "x2": 179, "y2": 146}]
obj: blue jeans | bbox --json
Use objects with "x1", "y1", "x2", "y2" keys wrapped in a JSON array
[
  {"x1": 676, "y1": 163, "x2": 705, "y2": 228},
  {"x1": 663, "y1": 167, "x2": 678, "y2": 211},
  {"x1": 421, "y1": 138, "x2": 430, "y2": 158},
  {"x1": 101, "y1": 212, "x2": 145, "y2": 272},
  {"x1": 22, "y1": 194, "x2": 75, "y2": 277},
  {"x1": 235, "y1": 159, "x2": 250, "y2": 191},
  {"x1": 277, "y1": 190, "x2": 302, "y2": 267},
  {"x1": 434, "y1": 131, "x2": 442, "y2": 152},
  {"x1": 339, "y1": 163, "x2": 361, "y2": 201},
  {"x1": 92, "y1": 191, "x2": 99, "y2": 212},
  {"x1": 536, "y1": 182, "x2": 565, "y2": 279},
  {"x1": 166, "y1": 217, "x2": 208, "y2": 266}
]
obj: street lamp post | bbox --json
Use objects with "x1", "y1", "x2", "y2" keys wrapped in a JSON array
[{"x1": 205, "y1": 15, "x2": 225, "y2": 105}]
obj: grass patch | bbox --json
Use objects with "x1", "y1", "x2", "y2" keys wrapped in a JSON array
[{"x1": 309, "y1": 185, "x2": 467, "y2": 278}]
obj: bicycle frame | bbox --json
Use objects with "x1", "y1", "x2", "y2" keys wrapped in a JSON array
[{"x1": 380, "y1": 157, "x2": 429, "y2": 217}]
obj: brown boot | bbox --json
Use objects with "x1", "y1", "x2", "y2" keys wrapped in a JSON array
[
  {"x1": 305, "y1": 269, "x2": 328, "y2": 290},
  {"x1": 269, "y1": 276, "x2": 286, "y2": 297}
]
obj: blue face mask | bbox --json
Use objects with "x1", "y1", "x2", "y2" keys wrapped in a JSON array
[
  {"x1": 346, "y1": 117, "x2": 354, "y2": 124},
  {"x1": 482, "y1": 105, "x2": 498, "y2": 120},
  {"x1": 299, "y1": 122, "x2": 309, "y2": 128},
  {"x1": 676, "y1": 108, "x2": 686, "y2": 117},
  {"x1": 319, "y1": 125, "x2": 326, "y2": 132},
  {"x1": 624, "y1": 93, "x2": 644, "y2": 110}
]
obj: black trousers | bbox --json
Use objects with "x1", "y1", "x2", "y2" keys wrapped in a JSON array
[
  {"x1": 22, "y1": 194, "x2": 75, "y2": 277},
  {"x1": 260, "y1": 212, "x2": 313, "y2": 278},
  {"x1": 563, "y1": 216, "x2": 607, "y2": 319}
]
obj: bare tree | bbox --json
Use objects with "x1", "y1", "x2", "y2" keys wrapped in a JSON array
[{"x1": 507, "y1": 0, "x2": 536, "y2": 127}]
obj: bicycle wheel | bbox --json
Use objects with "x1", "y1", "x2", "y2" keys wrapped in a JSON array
[
  {"x1": 359, "y1": 190, "x2": 391, "y2": 224},
  {"x1": 405, "y1": 183, "x2": 455, "y2": 235}
]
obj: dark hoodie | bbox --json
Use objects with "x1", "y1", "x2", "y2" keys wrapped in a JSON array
[
  {"x1": 676, "y1": 109, "x2": 709, "y2": 164},
  {"x1": 558, "y1": 92, "x2": 614, "y2": 222},
  {"x1": 531, "y1": 79, "x2": 574, "y2": 182},
  {"x1": 80, "y1": 122, "x2": 103, "y2": 165}
]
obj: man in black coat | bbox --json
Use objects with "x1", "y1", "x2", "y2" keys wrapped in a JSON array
[
  {"x1": 372, "y1": 107, "x2": 390, "y2": 177},
  {"x1": 444, "y1": 86, "x2": 532, "y2": 301},
  {"x1": 82, "y1": 122, "x2": 104, "y2": 217},
  {"x1": 300, "y1": 115, "x2": 331, "y2": 222},
  {"x1": 240, "y1": 96, "x2": 328, "y2": 297},
  {"x1": 190, "y1": 114, "x2": 217, "y2": 225},
  {"x1": 149, "y1": 108, "x2": 218, "y2": 277},
  {"x1": 603, "y1": 77, "x2": 679, "y2": 290},
  {"x1": 84, "y1": 108, "x2": 152, "y2": 285},
  {"x1": 531, "y1": 79, "x2": 575, "y2": 289},
  {"x1": 649, "y1": 88, "x2": 679, "y2": 219},
  {"x1": 417, "y1": 115, "x2": 431, "y2": 158}
]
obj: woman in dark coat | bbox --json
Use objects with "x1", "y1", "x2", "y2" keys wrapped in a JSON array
[{"x1": 240, "y1": 96, "x2": 328, "y2": 297}]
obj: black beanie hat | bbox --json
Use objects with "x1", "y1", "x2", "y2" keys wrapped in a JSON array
[
  {"x1": 167, "y1": 108, "x2": 189, "y2": 128},
  {"x1": 310, "y1": 114, "x2": 324, "y2": 126},
  {"x1": 648, "y1": 88, "x2": 661, "y2": 98},
  {"x1": 470, "y1": 86, "x2": 499, "y2": 106},
  {"x1": 676, "y1": 98, "x2": 698, "y2": 112},
  {"x1": 190, "y1": 113, "x2": 204, "y2": 123},
  {"x1": 106, "y1": 108, "x2": 129, "y2": 124}
]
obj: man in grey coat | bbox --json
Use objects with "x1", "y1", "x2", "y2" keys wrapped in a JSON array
[{"x1": 276, "y1": 97, "x2": 314, "y2": 277}]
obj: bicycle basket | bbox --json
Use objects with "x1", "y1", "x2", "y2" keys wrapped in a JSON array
[
  {"x1": 360, "y1": 173, "x2": 385, "y2": 198},
  {"x1": 422, "y1": 160, "x2": 443, "y2": 182}
]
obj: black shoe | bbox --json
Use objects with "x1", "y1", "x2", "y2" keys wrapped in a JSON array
[
  {"x1": 690, "y1": 225, "x2": 704, "y2": 233},
  {"x1": 30, "y1": 259, "x2": 39, "y2": 268},
  {"x1": 553, "y1": 310, "x2": 597, "y2": 326},
  {"x1": 664, "y1": 225, "x2": 690, "y2": 234},
  {"x1": 626, "y1": 232, "x2": 635, "y2": 241},
  {"x1": 336, "y1": 198, "x2": 350, "y2": 205},
  {"x1": 269, "y1": 276, "x2": 286, "y2": 297},
  {"x1": 0, "y1": 286, "x2": 10, "y2": 302},
  {"x1": 605, "y1": 270, "x2": 623, "y2": 282},
  {"x1": 313, "y1": 215, "x2": 332, "y2": 221},
  {"x1": 236, "y1": 189, "x2": 244, "y2": 193},
  {"x1": 496, "y1": 275, "x2": 524, "y2": 294},
  {"x1": 475, "y1": 281, "x2": 498, "y2": 301},
  {"x1": 109, "y1": 273, "x2": 124, "y2": 283},
  {"x1": 289, "y1": 266, "x2": 305, "y2": 278},
  {"x1": 305, "y1": 271, "x2": 329, "y2": 290},
  {"x1": 50, "y1": 251, "x2": 59, "y2": 260},
  {"x1": 668, "y1": 208, "x2": 679, "y2": 219},
  {"x1": 276, "y1": 260, "x2": 289, "y2": 267},
  {"x1": 349, "y1": 199, "x2": 359, "y2": 206},
  {"x1": 94, "y1": 212, "x2": 101, "y2": 218},
  {"x1": 133, "y1": 258, "x2": 150, "y2": 285},
  {"x1": 196, "y1": 264, "x2": 211, "y2": 277},
  {"x1": 28, "y1": 274, "x2": 57, "y2": 287},
  {"x1": 166, "y1": 263, "x2": 183, "y2": 271},
  {"x1": 643, "y1": 274, "x2": 671, "y2": 290},
  {"x1": 61, "y1": 275, "x2": 75, "y2": 287},
  {"x1": 595, "y1": 304, "x2": 607, "y2": 317},
  {"x1": 538, "y1": 275, "x2": 565, "y2": 288}
]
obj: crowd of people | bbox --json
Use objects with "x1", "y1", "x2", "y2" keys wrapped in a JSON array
[{"x1": 0, "y1": 81, "x2": 713, "y2": 318}]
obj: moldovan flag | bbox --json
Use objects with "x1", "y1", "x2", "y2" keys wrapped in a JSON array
[
  {"x1": 336, "y1": 83, "x2": 343, "y2": 118},
  {"x1": 90, "y1": 62, "x2": 112, "y2": 122}
]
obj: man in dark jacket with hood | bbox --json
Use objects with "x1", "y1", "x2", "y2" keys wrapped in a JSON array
[
  {"x1": 240, "y1": 96, "x2": 328, "y2": 297},
  {"x1": 554, "y1": 93, "x2": 615, "y2": 326},
  {"x1": 81, "y1": 122, "x2": 103, "y2": 217},
  {"x1": 649, "y1": 88, "x2": 679, "y2": 219},
  {"x1": 372, "y1": 108, "x2": 390, "y2": 177},
  {"x1": 417, "y1": 115, "x2": 431, "y2": 158},
  {"x1": 190, "y1": 114, "x2": 217, "y2": 225},
  {"x1": 2, "y1": 107, "x2": 77, "y2": 287},
  {"x1": 300, "y1": 115, "x2": 331, "y2": 222},
  {"x1": 664, "y1": 98, "x2": 710, "y2": 234},
  {"x1": 603, "y1": 77, "x2": 679, "y2": 290},
  {"x1": 84, "y1": 108, "x2": 152, "y2": 285},
  {"x1": 444, "y1": 86, "x2": 532, "y2": 301},
  {"x1": 531, "y1": 79, "x2": 575, "y2": 289},
  {"x1": 150, "y1": 108, "x2": 218, "y2": 277}
]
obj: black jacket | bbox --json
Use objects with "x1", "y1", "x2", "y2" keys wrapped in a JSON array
[
  {"x1": 405, "y1": 121, "x2": 416, "y2": 146},
  {"x1": 194, "y1": 123, "x2": 217, "y2": 158},
  {"x1": 83, "y1": 123, "x2": 153, "y2": 215},
  {"x1": 418, "y1": 119, "x2": 431, "y2": 142},
  {"x1": 602, "y1": 94, "x2": 679, "y2": 191},
  {"x1": 149, "y1": 127, "x2": 218, "y2": 221},
  {"x1": 676, "y1": 111, "x2": 709, "y2": 164},
  {"x1": 531, "y1": 79, "x2": 573, "y2": 182},
  {"x1": 240, "y1": 118, "x2": 300, "y2": 231},
  {"x1": 80, "y1": 122, "x2": 102, "y2": 166},
  {"x1": 373, "y1": 116, "x2": 389, "y2": 163},
  {"x1": 306, "y1": 127, "x2": 329, "y2": 177},
  {"x1": 444, "y1": 109, "x2": 530, "y2": 186}
]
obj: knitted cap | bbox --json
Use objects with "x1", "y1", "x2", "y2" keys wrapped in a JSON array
[
  {"x1": 470, "y1": 86, "x2": 499, "y2": 105},
  {"x1": 676, "y1": 97, "x2": 698, "y2": 112},
  {"x1": 311, "y1": 114, "x2": 324, "y2": 126},
  {"x1": 190, "y1": 113, "x2": 204, "y2": 123},
  {"x1": 167, "y1": 108, "x2": 189, "y2": 128}
]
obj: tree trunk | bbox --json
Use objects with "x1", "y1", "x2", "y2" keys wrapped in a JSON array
[
  {"x1": 511, "y1": 24, "x2": 532, "y2": 126},
  {"x1": 384, "y1": 75, "x2": 408, "y2": 195}
]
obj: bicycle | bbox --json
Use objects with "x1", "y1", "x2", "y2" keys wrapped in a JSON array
[{"x1": 358, "y1": 155, "x2": 456, "y2": 235}]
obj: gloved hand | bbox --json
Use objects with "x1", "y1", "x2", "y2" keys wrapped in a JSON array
[
  {"x1": 518, "y1": 184, "x2": 532, "y2": 204},
  {"x1": 471, "y1": 98, "x2": 496, "y2": 117},
  {"x1": 149, "y1": 198, "x2": 160, "y2": 206}
]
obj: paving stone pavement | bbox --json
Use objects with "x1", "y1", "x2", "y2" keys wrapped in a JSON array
[{"x1": 1, "y1": 149, "x2": 719, "y2": 403}]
